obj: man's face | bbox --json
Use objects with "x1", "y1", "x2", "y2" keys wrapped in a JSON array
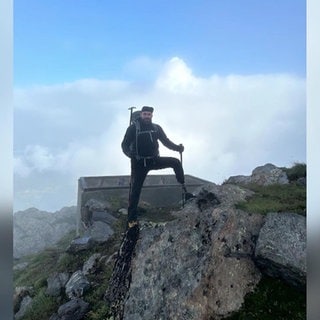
[{"x1": 141, "y1": 111, "x2": 153, "y2": 123}]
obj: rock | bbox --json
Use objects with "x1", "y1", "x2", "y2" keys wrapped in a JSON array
[
  {"x1": 105, "y1": 180, "x2": 305, "y2": 319},
  {"x1": 65, "y1": 271, "x2": 90, "y2": 299},
  {"x1": 92, "y1": 211, "x2": 117, "y2": 224},
  {"x1": 224, "y1": 175, "x2": 251, "y2": 185},
  {"x1": 251, "y1": 163, "x2": 289, "y2": 185},
  {"x1": 255, "y1": 212, "x2": 306, "y2": 290},
  {"x1": 85, "y1": 198, "x2": 111, "y2": 211},
  {"x1": 66, "y1": 236, "x2": 94, "y2": 253},
  {"x1": 121, "y1": 206, "x2": 264, "y2": 319},
  {"x1": 13, "y1": 206, "x2": 77, "y2": 258},
  {"x1": 224, "y1": 163, "x2": 289, "y2": 186},
  {"x1": 13, "y1": 286, "x2": 34, "y2": 314},
  {"x1": 49, "y1": 298, "x2": 89, "y2": 320},
  {"x1": 83, "y1": 253, "x2": 102, "y2": 275},
  {"x1": 13, "y1": 262, "x2": 29, "y2": 271},
  {"x1": 191, "y1": 184, "x2": 254, "y2": 208},
  {"x1": 83, "y1": 220, "x2": 114, "y2": 243},
  {"x1": 297, "y1": 177, "x2": 306, "y2": 186},
  {"x1": 195, "y1": 188, "x2": 221, "y2": 211},
  {"x1": 15, "y1": 295, "x2": 33, "y2": 320},
  {"x1": 46, "y1": 272, "x2": 70, "y2": 297},
  {"x1": 118, "y1": 208, "x2": 128, "y2": 215}
]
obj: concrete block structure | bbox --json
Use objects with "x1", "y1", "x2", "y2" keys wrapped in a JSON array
[{"x1": 76, "y1": 174, "x2": 213, "y2": 234}]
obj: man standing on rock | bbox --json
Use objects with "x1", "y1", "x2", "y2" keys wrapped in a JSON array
[{"x1": 121, "y1": 106, "x2": 190, "y2": 228}]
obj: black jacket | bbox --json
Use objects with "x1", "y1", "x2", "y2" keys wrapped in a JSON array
[{"x1": 121, "y1": 119, "x2": 181, "y2": 159}]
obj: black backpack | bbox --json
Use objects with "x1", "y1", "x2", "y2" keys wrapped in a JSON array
[{"x1": 131, "y1": 111, "x2": 158, "y2": 160}]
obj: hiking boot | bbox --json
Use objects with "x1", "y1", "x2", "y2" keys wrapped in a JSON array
[
  {"x1": 128, "y1": 220, "x2": 139, "y2": 229},
  {"x1": 184, "y1": 192, "x2": 195, "y2": 201},
  {"x1": 181, "y1": 184, "x2": 195, "y2": 201}
]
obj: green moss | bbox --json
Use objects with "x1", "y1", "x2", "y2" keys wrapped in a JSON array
[
  {"x1": 235, "y1": 183, "x2": 306, "y2": 216},
  {"x1": 14, "y1": 248, "x2": 61, "y2": 287},
  {"x1": 21, "y1": 288, "x2": 60, "y2": 320},
  {"x1": 282, "y1": 163, "x2": 306, "y2": 182},
  {"x1": 225, "y1": 276, "x2": 306, "y2": 320},
  {"x1": 13, "y1": 214, "x2": 127, "y2": 319},
  {"x1": 137, "y1": 205, "x2": 178, "y2": 223}
]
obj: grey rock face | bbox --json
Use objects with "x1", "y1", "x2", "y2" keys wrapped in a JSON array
[
  {"x1": 123, "y1": 206, "x2": 264, "y2": 320},
  {"x1": 13, "y1": 286, "x2": 34, "y2": 315},
  {"x1": 49, "y1": 298, "x2": 89, "y2": 320},
  {"x1": 13, "y1": 206, "x2": 77, "y2": 258},
  {"x1": 15, "y1": 295, "x2": 33, "y2": 320},
  {"x1": 66, "y1": 236, "x2": 94, "y2": 253},
  {"x1": 83, "y1": 220, "x2": 114, "y2": 243},
  {"x1": 225, "y1": 163, "x2": 289, "y2": 186},
  {"x1": 254, "y1": 212, "x2": 306, "y2": 289},
  {"x1": 65, "y1": 271, "x2": 90, "y2": 299},
  {"x1": 251, "y1": 163, "x2": 289, "y2": 185},
  {"x1": 83, "y1": 253, "x2": 102, "y2": 275},
  {"x1": 46, "y1": 272, "x2": 70, "y2": 297}
]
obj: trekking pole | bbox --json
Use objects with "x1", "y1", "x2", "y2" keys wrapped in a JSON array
[
  {"x1": 127, "y1": 106, "x2": 136, "y2": 226},
  {"x1": 128, "y1": 106, "x2": 136, "y2": 125},
  {"x1": 179, "y1": 146, "x2": 185, "y2": 207}
]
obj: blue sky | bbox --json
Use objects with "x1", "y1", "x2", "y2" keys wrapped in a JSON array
[
  {"x1": 14, "y1": 0, "x2": 305, "y2": 85},
  {"x1": 13, "y1": 0, "x2": 306, "y2": 212}
]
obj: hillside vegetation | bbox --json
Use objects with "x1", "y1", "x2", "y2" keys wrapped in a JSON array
[{"x1": 13, "y1": 163, "x2": 306, "y2": 320}]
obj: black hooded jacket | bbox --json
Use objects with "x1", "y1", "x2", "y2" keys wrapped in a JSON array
[{"x1": 121, "y1": 118, "x2": 181, "y2": 159}]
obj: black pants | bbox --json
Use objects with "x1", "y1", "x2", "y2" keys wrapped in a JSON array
[{"x1": 128, "y1": 156, "x2": 185, "y2": 222}]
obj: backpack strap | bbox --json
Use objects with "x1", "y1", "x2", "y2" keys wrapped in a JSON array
[{"x1": 134, "y1": 121, "x2": 158, "y2": 164}]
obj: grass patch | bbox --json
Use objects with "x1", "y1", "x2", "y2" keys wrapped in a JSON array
[
  {"x1": 13, "y1": 214, "x2": 127, "y2": 320},
  {"x1": 14, "y1": 248, "x2": 62, "y2": 287},
  {"x1": 137, "y1": 205, "x2": 179, "y2": 223},
  {"x1": 282, "y1": 162, "x2": 306, "y2": 182},
  {"x1": 20, "y1": 288, "x2": 59, "y2": 320},
  {"x1": 235, "y1": 183, "x2": 306, "y2": 216},
  {"x1": 225, "y1": 275, "x2": 306, "y2": 320}
]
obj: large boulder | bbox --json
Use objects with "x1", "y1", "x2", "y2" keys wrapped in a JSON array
[
  {"x1": 105, "y1": 184, "x2": 306, "y2": 319},
  {"x1": 49, "y1": 298, "x2": 89, "y2": 320},
  {"x1": 15, "y1": 296, "x2": 33, "y2": 320},
  {"x1": 254, "y1": 212, "x2": 306, "y2": 290},
  {"x1": 122, "y1": 205, "x2": 264, "y2": 319},
  {"x1": 225, "y1": 163, "x2": 289, "y2": 186},
  {"x1": 65, "y1": 271, "x2": 90, "y2": 299},
  {"x1": 13, "y1": 286, "x2": 34, "y2": 315},
  {"x1": 82, "y1": 253, "x2": 102, "y2": 275},
  {"x1": 46, "y1": 272, "x2": 70, "y2": 297}
]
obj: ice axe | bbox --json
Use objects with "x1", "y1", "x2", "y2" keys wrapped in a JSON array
[{"x1": 128, "y1": 106, "x2": 136, "y2": 125}]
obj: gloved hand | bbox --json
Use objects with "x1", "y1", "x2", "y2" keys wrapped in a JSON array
[{"x1": 178, "y1": 144, "x2": 184, "y2": 153}]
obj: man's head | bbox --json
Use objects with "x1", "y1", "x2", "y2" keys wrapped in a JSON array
[{"x1": 140, "y1": 106, "x2": 154, "y2": 123}]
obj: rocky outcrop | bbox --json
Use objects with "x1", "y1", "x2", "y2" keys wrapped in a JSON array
[
  {"x1": 13, "y1": 206, "x2": 77, "y2": 258},
  {"x1": 65, "y1": 271, "x2": 90, "y2": 299},
  {"x1": 46, "y1": 272, "x2": 70, "y2": 297},
  {"x1": 14, "y1": 206, "x2": 119, "y2": 258},
  {"x1": 225, "y1": 163, "x2": 289, "y2": 186},
  {"x1": 14, "y1": 163, "x2": 306, "y2": 320},
  {"x1": 116, "y1": 190, "x2": 264, "y2": 320},
  {"x1": 13, "y1": 287, "x2": 34, "y2": 320},
  {"x1": 254, "y1": 212, "x2": 306, "y2": 290},
  {"x1": 66, "y1": 211, "x2": 117, "y2": 253},
  {"x1": 49, "y1": 298, "x2": 89, "y2": 320},
  {"x1": 104, "y1": 179, "x2": 306, "y2": 319}
]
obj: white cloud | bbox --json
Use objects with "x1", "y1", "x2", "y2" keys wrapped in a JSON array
[{"x1": 14, "y1": 56, "x2": 306, "y2": 211}]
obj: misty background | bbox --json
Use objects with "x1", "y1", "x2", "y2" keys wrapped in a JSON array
[{"x1": 13, "y1": 1, "x2": 306, "y2": 212}]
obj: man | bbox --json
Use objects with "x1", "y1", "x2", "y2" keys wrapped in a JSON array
[{"x1": 121, "y1": 106, "x2": 189, "y2": 228}]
